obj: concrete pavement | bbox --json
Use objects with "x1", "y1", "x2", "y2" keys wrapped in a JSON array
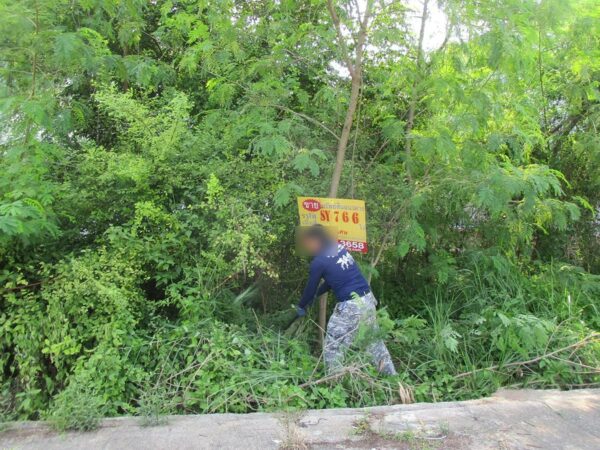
[{"x1": 1, "y1": 389, "x2": 599, "y2": 449}]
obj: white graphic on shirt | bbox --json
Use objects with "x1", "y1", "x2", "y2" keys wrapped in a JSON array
[{"x1": 336, "y1": 252, "x2": 355, "y2": 270}]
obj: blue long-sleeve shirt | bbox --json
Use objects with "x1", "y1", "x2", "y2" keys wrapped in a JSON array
[{"x1": 298, "y1": 243, "x2": 371, "y2": 309}]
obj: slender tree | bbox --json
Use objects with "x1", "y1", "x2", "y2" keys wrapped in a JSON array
[{"x1": 316, "y1": 0, "x2": 375, "y2": 343}]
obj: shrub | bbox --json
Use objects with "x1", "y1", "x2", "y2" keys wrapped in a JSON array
[{"x1": 48, "y1": 382, "x2": 104, "y2": 432}]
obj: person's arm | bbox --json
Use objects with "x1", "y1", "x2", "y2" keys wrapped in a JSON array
[{"x1": 297, "y1": 259, "x2": 325, "y2": 310}]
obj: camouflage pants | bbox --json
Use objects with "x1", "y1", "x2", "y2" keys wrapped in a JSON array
[{"x1": 324, "y1": 292, "x2": 397, "y2": 376}]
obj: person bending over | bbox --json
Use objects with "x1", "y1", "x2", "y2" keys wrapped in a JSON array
[{"x1": 296, "y1": 224, "x2": 397, "y2": 376}]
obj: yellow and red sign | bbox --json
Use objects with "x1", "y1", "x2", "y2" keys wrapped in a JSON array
[{"x1": 297, "y1": 196, "x2": 368, "y2": 253}]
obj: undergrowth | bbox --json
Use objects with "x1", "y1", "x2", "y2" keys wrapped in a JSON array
[
  {"x1": 0, "y1": 254, "x2": 598, "y2": 432},
  {"x1": 1, "y1": 253, "x2": 599, "y2": 431}
]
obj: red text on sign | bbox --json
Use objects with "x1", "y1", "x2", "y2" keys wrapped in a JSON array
[{"x1": 302, "y1": 199, "x2": 321, "y2": 211}]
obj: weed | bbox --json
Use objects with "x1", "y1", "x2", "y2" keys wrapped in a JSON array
[
  {"x1": 278, "y1": 411, "x2": 307, "y2": 450},
  {"x1": 350, "y1": 412, "x2": 443, "y2": 449},
  {"x1": 362, "y1": 423, "x2": 451, "y2": 450},
  {"x1": 137, "y1": 387, "x2": 171, "y2": 427},
  {"x1": 438, "y1": 421, "x2": 450, "y2": 435},
  {"x1": 395, "y1": 430, "x2": 417, "y2": 442},
  {"x1": 47, "y1": 383, "x2": 104, "y2": 432},
  {"x1": 351, "y1": 413, "x2": 372, "y2": 435}
]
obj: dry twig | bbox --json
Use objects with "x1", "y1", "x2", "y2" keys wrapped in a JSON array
[{"x1": 454, "y1": 333, "x2": 600, "y2": 379}]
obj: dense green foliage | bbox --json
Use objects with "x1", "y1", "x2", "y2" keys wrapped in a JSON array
[{"x1": 1, "y1": 0, "x2": 599, "y2": 427}]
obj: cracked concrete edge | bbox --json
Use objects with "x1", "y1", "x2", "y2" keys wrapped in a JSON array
[
  {"x1": 1, "y1": 389, "x2": 599, "y2": 450},
  {"x1": 299, "y1": 389, "x2": 600, "y2": 449}
]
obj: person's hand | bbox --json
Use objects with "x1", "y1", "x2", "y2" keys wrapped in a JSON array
[{"x1": 296, "y1": 306, "x2": 307, "y2": 317}]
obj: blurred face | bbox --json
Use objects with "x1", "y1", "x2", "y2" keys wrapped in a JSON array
[{"x1": 301, "y1": 235, "x2": 322, "y2": 256}]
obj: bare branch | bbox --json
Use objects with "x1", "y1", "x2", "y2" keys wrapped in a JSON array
[
  {"x1": 299, "y1": 364, "x2": 368, "y2": 388},
  {"x1": 326, "y1": 0, "x2": 355, "y2": 77},
  {"x1": 434, "y1": 16, "x2": 452, "y2": 55},
  {"x1": 364, "y1": 139, "x2": 390, "y2": 172},
  {"x1": 454, "y1": 333, "x2": 600, "y2": 379},
  {"x1": 270, "y1": 104, "x2": 340, "y2": 141},
  {"x1": 404, "y1": 0, "x2": 429, "y2": 167},
  {"x1": 353, "y1": 0, "x2": 372, "y2": 69}
]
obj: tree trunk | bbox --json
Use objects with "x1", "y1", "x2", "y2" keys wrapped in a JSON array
[
  {"x1": 328, "y1": 72, "x2": 362, "y2": 198},
  {"x1": 317, "y1": 0, "x2": 373, "y2": 346}
]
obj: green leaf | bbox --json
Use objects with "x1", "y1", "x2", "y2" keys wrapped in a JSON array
[
  {"x1": 292, "y1": 151, "x2": 319, "y2": 176},
  {"x1": 397, "y1": 241, "x2": 410, "y2": 258},
  {"x1": 274, "y1": 183, "x2": 302, "y2": 208}
]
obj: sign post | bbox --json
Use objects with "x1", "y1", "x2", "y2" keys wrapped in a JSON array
[{"x1": 297, "y1": 197, "x2": 368, "y2": 253}]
